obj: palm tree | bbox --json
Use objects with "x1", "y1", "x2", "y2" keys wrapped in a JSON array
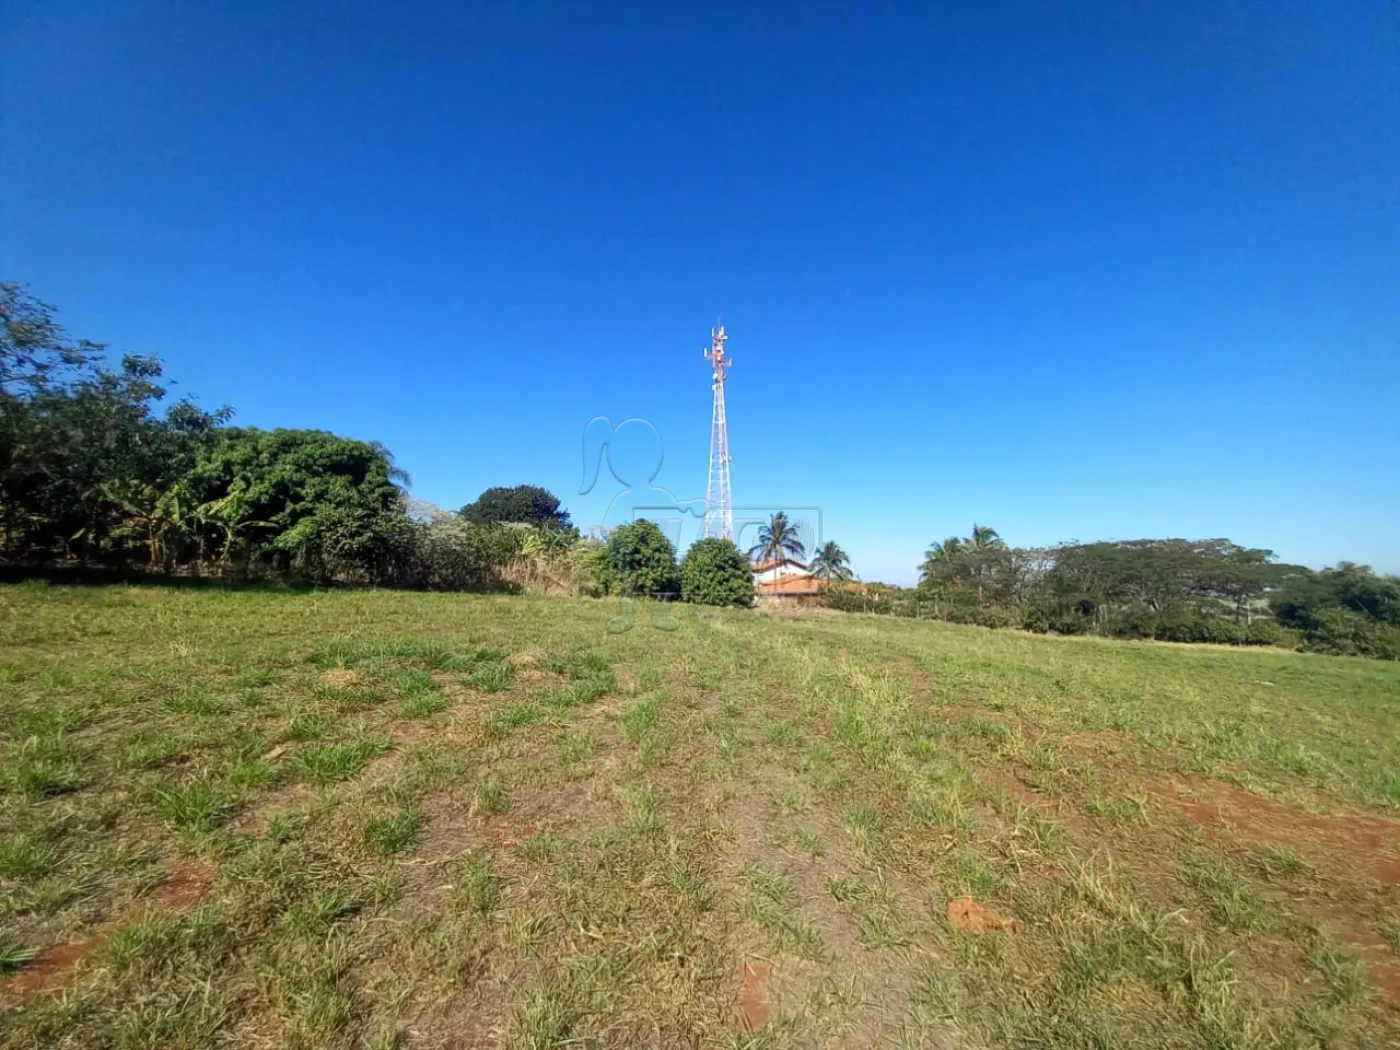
[
  {"x1": 968, "y1": 524, "x2": 1005, "y2": 550},
  {"x1": 809, "y1": 541, "x2": 853, "y2": 592},
  {"x1": 747, "y1": 512, "x2": 807, "y2": 568},
  {"x1": 919, "y1": 536, "x2": 964, "y2": 585}
]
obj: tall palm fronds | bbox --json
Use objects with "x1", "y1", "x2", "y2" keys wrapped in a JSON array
[
  {"x1": 809, "y1": 541, "x2": 853, "y2": 591},
  {"x1": 747, "y1": 512, "x2": 807, "y2": 566}
]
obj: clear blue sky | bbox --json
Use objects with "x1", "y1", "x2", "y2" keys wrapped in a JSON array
[{"x1": 3, "y1": 2, "x2": 1397, "y2": 585}]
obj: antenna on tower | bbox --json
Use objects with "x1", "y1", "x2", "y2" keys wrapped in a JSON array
[{"x1": 703, "y1": 324, "x2": 734, "y2": 541}]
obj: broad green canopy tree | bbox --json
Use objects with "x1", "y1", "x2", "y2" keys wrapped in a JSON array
[
  {"x1": 173, "y1": 428, "x2": 410, "y2": 579},
  {"x1": 460, "y1": 485, "x2": 573, "y2": 531}
]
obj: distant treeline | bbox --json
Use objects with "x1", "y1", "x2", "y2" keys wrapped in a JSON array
[
  {"x1": 4, "y1": 284, "x2": 1395, "y2": 659},
  {"x1": 826, "y1": 526, "x2": 1400, "y2": 660}
]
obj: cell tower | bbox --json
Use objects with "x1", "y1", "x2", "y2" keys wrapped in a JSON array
[{"x1": 702, "y1": 324, "x2": 734, "y2": 541}]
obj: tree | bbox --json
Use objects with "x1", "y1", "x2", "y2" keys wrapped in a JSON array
[
  {"x1": 681, "y1": 538, "x2": 753, "y2": 606},
  {"x1": 747, "y1": 512, "x2": 806, "y2": 566},
  {"x1": 968, "y1": 524, "x2": 1005, "y2": 550},
  {"x1": 918, "y1": 526, "x2": 1017, "y2": 606},
  {"x1": 809, "y1": 541, "x2": 853, "y2": 592},
  {"x1": 0, "y1": 283, "x2": 102, "y2": 396},
  {"x1": 602, "y1": 520, "x2": 679, "y2": 598},
  {"x1": 459, "y1": 485, "x2": 572, "y2": 531},
  {"x1": 173, "y1": 428, "x2": 408, "y2": 579},
  {"x1": 919, "y1": 536, "x2": 965, "y2": 588}
]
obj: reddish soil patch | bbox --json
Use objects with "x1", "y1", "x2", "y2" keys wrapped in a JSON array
[
  {"x1": 480, "y1": 820, "x2": 538, "y2": 850},
  {"x1": 736, "y1": 960, "x2": 773, "y2": 1029},
  {"x1": 1152, "y1": 778, "x2": 1400, "y2": 885},
  {"x1": 947, "y1": 897, "x2": 1018, "y2": 935},
  {"x1": 979, "y1": 768, "x2": 1096, "y2": 842},
  {"x1": 0, "y1": 932, "x2": 111, "y2": 1001},
  {"x1": 1347, "y1": 927, "x2": 1400, "y2": 1008},
  {"x1": 153, "y1": 862, "x2": 215, "y2": 909},
  {"x1": 1, "y1": 861, "x2": 217, "y2": 1006}
]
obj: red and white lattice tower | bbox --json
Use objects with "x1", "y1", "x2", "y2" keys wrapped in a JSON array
[{"x1": 702, "y1": 324, "x2": 734, "y2": 540}]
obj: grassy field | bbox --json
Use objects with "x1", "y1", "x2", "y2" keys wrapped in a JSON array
[{"x1": 2, "y1": 583, "x2": 1398, "y2": 1049}]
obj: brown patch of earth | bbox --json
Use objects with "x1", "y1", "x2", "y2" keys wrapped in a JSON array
[
  {"x1": 1346, "y1": 926, "x2": 1400, "y2": 1008},
  {"x1": 152, "y1": 862, "x2": 215, "y2": 909},
  {"x1": 0, "y1": 932, "x2": 111, "y2": 1002},
  {"x1": 736, "y1": 960, "x2": 773, "y2": 1029},
  {"x1": 1, "y1": 861, "x2": 216, "y2": 1005},
  {"x1": 481, "y1": 820, "x2": 538, "y2": 850},
  {"x1": 947, "y1": 897, "x2": 1018, "y2": 935},
  {"x1": 1152, "y1": 777, "x2": 1400, "y2": 885}
]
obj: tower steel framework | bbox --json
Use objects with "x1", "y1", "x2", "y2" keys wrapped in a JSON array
[{"x1": 702, "y1": 324, "x2": 734, "y2": 541}]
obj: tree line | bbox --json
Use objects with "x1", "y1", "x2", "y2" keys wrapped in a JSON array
[
  {"x1": 5, "y1": 283, "x2": 1393, "y2": 657},
  {"x1": 0, "y1": 284, "x2": 770, "y2": 605},
  {"x1": 826, "y1": 524, "x2": 1399, "y2": 660}
]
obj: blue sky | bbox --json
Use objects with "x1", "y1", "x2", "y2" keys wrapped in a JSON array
[{"x1": 3, "y1": 1, "x2": 1397, "y2": 585}]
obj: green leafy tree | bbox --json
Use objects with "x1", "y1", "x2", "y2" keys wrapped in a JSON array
[
  {"x1": 173, "y1": 428, "x2": 408, "y2": 580},
  {"x1": 747, "y1": 512, "x2": 806, "y2": 566},
  {"x1": 459, "y1": 485, "x2": 573, "y2": 531},
  {"x1": 1, "y1": 286, "x2": 228, "y2": 565},
  {"x1": 681, "y1": 538, "x2": 754, "y2": 606},
  {"x1": 809, "y1": 541, "x2": 853, "y2": 592},
  {"x1": 603, "y1": 520, "x2": 679, "y2": 598}
]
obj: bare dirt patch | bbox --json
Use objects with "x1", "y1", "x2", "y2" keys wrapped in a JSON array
[
  {"x1": 0, "y1": 932, "x2": 111, "y2": 1003},
  {"x1": 153, "y1": 862, "x2": 216, "y2": 909},
  {"x1": 1346, "y1": 926, "x2": 1400, "y2": 1008},
  {"x1": 1152, "y1": 777, "x2": 1400, "y2": 885},
  {"x1": 947, "y1": 897, "x2": 1018, "y2": 935},
  {"x1": 1, "y1": 862, "x2": 216, "y2": 1005},
  {"x1": 736, "y1": 960, "x2": 773, "y2": 1029}
]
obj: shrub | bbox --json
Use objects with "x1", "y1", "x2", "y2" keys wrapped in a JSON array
[
  {"x1": 601, "y1": 521, "x2": 679, "y2": 599},
  {"x1": 1105, "y1": 605, "x2": 1158, "y2": 640},
  {"x1": 680, "y1": 539, "x2": 754, "y2": 607},
  {"x1": 943, "y1": 605, "x2": 1018, "y2": 630},
  {"x1": 1153, "y1": 613, "x2": 1245, "y2": 646},
  {"x1": 1241, "y1": 619, "x2": 1297, "y2": 648},
  {"x1": 1299, "y1": 608, "x2": 1400, "y2": 660}
]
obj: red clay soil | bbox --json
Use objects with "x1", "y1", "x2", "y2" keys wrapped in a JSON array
[
  {"x1": 152, "y1": 863, "x2": 216, "y2": 909},
  {"x1": 0, "y1": 932, "x2": 112, "y2": 1002},
  {"x1": 1151, "y1": 778, "x2": 1400, "y2": 885},
  {"x1": 0, "y1": 862, "x2": 216, "y2": 1006},
  {"x1": 736, "y1": 961, "x2": 773, "y2": 1029},
  {"x1": 1346, "y1": 926, "x2": 1400, "y2": 1008},
  {"x1": 947, "y1": 897, "x2": 1018, "y2": 935}
]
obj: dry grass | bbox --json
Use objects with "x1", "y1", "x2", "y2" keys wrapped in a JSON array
[{"x1": 1, "y1": 582, "x2": 1398, "y2": 1048}]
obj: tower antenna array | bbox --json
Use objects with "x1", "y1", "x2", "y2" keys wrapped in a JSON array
[{"x1": 702, "y1": 324, "x2": 734, "y2": 541}]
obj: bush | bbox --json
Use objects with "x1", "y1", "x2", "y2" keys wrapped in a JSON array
[
  {"x1": 1299, "y1": 608, "x2": 1400, "y2": 660},
  {"x1": 1104, "y1": 605, "x2": 1157, "y2": 640},
  {"x1": 414, "y1": 512, "x2": 520, "y2": 591},
  {"x1": 1240, "y1": 619, "x2": 1297, "y2": 648},
  {"x1": 680, "y1": 539, "x2": 753, "y2": 607},
  {"x1": 602, "y1": 521, "x2": 679, "y2": 599},
  {"x1": 1153, "y1": 613, "x2": 1245, "y2": 646},
  {"x1": 943, "y1": 605, "x2": 1018, "y2": 630}
]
